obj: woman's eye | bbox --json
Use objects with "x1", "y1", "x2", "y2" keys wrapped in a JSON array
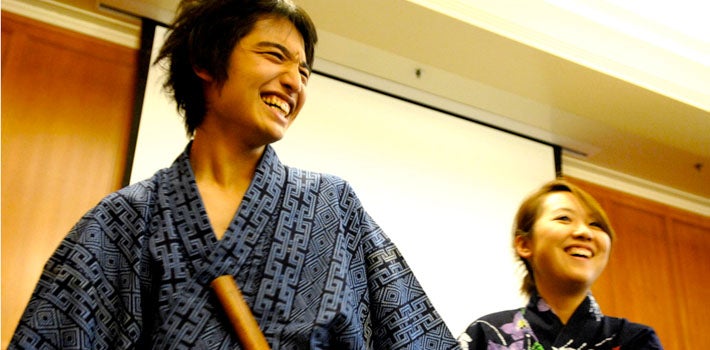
[
  {"x1": 589, "y1": 222, "x2": 604, "y2": 229},
  {"x1": 555, "y1": 216, "x2": 571, "y2": 222}
]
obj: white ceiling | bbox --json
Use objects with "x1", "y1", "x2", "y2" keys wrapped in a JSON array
[
  {"x1": 408, "y1": 0, "x2": 709, "y2": 110},
  {"x1": 293, "y1": 0, "x2": 710, "y2": 199},
  {"x1": 5, "y1": 0, "x2": 709, "y2": 203}
]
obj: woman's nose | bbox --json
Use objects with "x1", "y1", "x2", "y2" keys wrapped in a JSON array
[{"x1": 572, "y1": 223, "x2": 593, "y2": 240}]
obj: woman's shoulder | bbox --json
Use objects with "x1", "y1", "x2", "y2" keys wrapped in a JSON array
[
  {"x1": 462, "y1": 308, "x2": 520, "y2": 333},
  {"x1": 458, "y1": 309, "x2": 521, "y2": 350},
  {"x1": 478, "y1": 308, "x2": 520, "y2": 321},
  {"x1": 606, "y1": 316, "x2": 664, "y2": 349}
]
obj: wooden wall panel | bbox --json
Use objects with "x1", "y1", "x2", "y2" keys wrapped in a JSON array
[
  {"x1": 586, "y1": 195, "x2": 618, "y2": 311},
  {"x1": 602, "y1": 201, "x2": 682, "y2": 349},
  {"x1": 572, "y1": 177, "x2": 709, "y2": 349},
  {"x1": 668, "y1": 217, "x2": 710, "y2": 344},
  {"x1": 1, "y1": 12, "x2": 137, "y2": 348}
]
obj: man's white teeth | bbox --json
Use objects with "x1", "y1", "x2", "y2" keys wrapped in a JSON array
[
  {"x1": 263, "y1": 96, "x2": 290, "y2": 116},
  {"x1": 566, "y1": 247, "x2": 592, "y2": 258}
]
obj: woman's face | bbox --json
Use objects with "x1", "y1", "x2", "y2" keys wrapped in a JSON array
[{"x1": 516, "y1": 192, "x2": 612, "y2": 292}]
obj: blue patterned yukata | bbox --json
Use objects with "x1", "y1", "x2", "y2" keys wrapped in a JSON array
[
  {"x1": 10, "y1": 144, "x2": 457, "y2": 350},
  {"x1": 457, "y1": 293, "x2": 662, "y2": 350}
]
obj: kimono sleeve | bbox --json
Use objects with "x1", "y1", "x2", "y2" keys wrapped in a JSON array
[
  {"x1": 342, "y1": 183, "x2": 458, "y2": 349},
  {"x1": 9, "y1": 191, "x2": 152, "y2": 350},
  {"x1": 619, "y1": 321, "x2": 664, "y2": 349},
  {"x1": 458, "y1": 319, "x2": 498, "y2": 350}
]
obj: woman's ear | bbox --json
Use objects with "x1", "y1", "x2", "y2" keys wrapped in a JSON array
[{"x1": 514, "y1": 233, "x2": 532, "y2": 259}]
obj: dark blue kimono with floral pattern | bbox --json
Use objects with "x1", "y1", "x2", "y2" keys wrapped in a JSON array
[
  {"x1": 10, "y1": 145, "x2": 457, "y2": 350},
  {"x1": 458, "y1": 293, "x2": 662, "y2": 350}
]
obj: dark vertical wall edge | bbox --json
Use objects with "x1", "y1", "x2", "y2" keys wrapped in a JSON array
[
  {"x1": 554, "y1": 146, "x2": 563, "y2": 178},
  {"x1": 121, "y1": 18, "x2": 157, "y2": 187}
]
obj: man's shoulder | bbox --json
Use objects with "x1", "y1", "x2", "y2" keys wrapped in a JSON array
[
  {"x1": 111, "y1": 173, "x2": 162, "y2": 205},
  {"x1": 285, "y1": 165, "x2": 350, "y2": 190},
  {"x1": 87, "y1": 169, "x2": 168, "y2": 222}
]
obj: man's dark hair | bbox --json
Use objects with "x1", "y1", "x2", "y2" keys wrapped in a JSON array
[{"x1": 156, "y1": 0, "x2": 318, "y2": 136}]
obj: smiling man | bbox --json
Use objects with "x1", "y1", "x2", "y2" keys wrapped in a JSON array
[{"x1": 9, "y1": 0, "x2": 457, "y2": 349}]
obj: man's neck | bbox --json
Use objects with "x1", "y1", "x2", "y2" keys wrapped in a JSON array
[
  {"x1": 189, "y1": 130, "x2": 264, "y2": 188},
  {"x1": 188, "y1": 130, "x2": 266, "y2": 240}
]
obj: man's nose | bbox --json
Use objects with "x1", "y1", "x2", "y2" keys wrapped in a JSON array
[{"x1": 281, "y1": 63, "x2": 303, "y2": 93}]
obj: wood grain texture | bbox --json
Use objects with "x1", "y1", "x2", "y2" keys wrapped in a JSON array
[
  {"x1": 1, "y1": 11, "x2": 137, "y2": 348},
  {"x1": 571, "y1": 177, "x2": 709, "y2": 349}
]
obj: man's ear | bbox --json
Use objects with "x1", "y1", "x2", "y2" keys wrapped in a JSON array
[
  {"x1": 514, "y1": 233, "x2": 532, "y2": 259},
  {"x1": 193, "y1": 66, "x2": 214, "y2": 82}
]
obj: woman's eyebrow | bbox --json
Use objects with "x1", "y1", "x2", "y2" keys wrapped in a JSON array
[
  {"x1": 549, "y1": 207, "x2": 575, "y2": 215},
  {"x1": 256, "y1": 41, "x2": 310, "y2": 71}
]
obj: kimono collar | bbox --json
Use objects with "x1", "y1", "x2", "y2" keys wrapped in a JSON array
[
  {"x1": 176, "y1": 141, "x2": 282, "y2": 174},
  {"x1": 173, "y1": 141, "x2": 287, "y2": 222},
  {"x1": 528, "y1": 292, "x2": 605, "y2": 323},
  {"x1": 167, "y1": 142, "x2": 287, "y2": 281}
]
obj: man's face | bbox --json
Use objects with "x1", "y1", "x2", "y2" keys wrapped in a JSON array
[{"x1": 198, "y1": 16, "x2": 310, "y2": 147}]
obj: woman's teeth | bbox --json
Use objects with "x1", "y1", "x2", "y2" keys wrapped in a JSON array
[{"x1": 566, "y1": 247, "x2": 592, "y2": 258}]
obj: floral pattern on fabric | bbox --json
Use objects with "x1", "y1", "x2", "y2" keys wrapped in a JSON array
[{"x1": 457, "y1": 293, "x2": 663, "y2": 350}]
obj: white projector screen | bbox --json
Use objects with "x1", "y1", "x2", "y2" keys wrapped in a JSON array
[{"x1": 130, "y1": 25, "x2": 557, "y2": 337}]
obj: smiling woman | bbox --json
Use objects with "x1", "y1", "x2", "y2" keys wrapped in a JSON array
[
  {"x1": 513, "y1": 180, "x2": 614, "y2": 305},
  {"x1": 458, "y1": 179, "x2": 663, "y2": 350}
]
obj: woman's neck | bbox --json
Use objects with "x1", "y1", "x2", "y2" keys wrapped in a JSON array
[{"x1": 536, "y1": 283, "x2": 589, "y2": 324}]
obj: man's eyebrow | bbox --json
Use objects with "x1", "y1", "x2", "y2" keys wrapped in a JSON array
[{"x1": 256, "y1": 41, "x2": 311, "y2": 71}]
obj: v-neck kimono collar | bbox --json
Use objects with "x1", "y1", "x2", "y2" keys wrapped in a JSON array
[
  {"x1": 167, "y1": 143, "x2": 287, "y2": 284},
  {"x1": 527, "y1": 292, "x2": 604, "y2": 324},
  {"x1": 525, "y1": 292, "x2": 607, "y2": 348}
]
